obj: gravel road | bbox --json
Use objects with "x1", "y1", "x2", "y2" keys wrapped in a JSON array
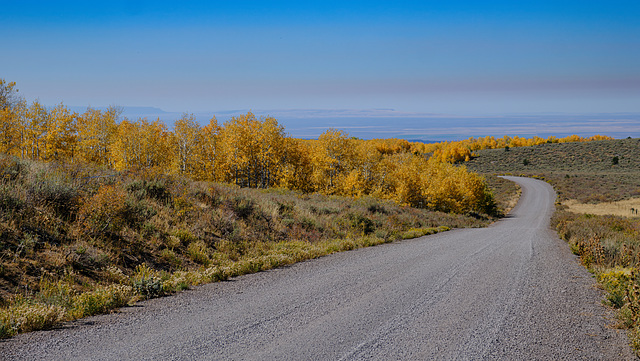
[{"x1": 1, "y1": 176, "x2": 635, "y2": 360}]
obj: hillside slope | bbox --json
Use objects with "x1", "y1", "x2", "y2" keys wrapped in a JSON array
[
  {"x1": 466, "y1": 138, "x2": 640, "y2": 202},
  {"x1": 468, "y1": 137, "x2": 640, "y2": 356}
]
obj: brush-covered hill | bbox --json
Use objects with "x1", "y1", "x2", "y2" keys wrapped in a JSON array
[
  {"x1": 0, "y1": 154, "x2": 508, "y2": 339},
  {"x1": 466, "y1": 137, "x2": 640, "y2": 203},
  {"x1": 469, "y1": 138, "x2": 640, "y2": 356}
]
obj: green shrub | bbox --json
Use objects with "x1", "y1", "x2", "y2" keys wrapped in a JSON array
[
  {"x1": 77, "y1": 185, "x2": 129, "y2": 236},
  {"x1": 131, "y1": 264, "x2": 163, "y2": 299},
  {"x1": 187, "y1": 241, "x2": 211, "y2": 266},
  {"x1": 26, "y1": 171, "x2": 80, "y2": 219},
  {"x1": 276, "y1": 200, "x2": 295, "y2": 217},
  {"x1": 124, "y1": 198, "x2": 157, "y2": 226},
  {"x1": 0, "y1": 302, "x2": 66, "y2": 338},
  {"x1": 346, "y1": 212, "x2": 375, "y2": 235},
  {"x1": 230, "y1": 195, "x2": 254, "y2": 219},
  {"x1": 191, "y1": 185, "x2": 222, "y2": 207},
  {"x1": 0, "y1": 155, "x2": 27, "y2": 181},
  {"x1": 67, "y1": 242, "x2": 111, "y2": 271},
  {"x1": 173, "y1": 229, "x2": 197, "y2": 246},
  {"x1": 126, "y1": 179, "x2": 172, "y2": 204},
  {"x1": 36, "y1": 277, "x2": 74, "y2": 309},
  {"x1": 159, "y1": 249, "x2": 181, "y2": 267},
  {"x1": 104, "y1": 266, "x2": 129, "y2": 284},
  {"x1": 72, "y1": 284, "x2": 132, "y2": 318},
  {"x1": 367, "y1": 203, "x2": 387, "y2": 214},
  {"x1": 0, "y1": 185, "x2": 24, "y2": 214},
  {"x1": 597, "y1": 269, "x2": 631, "y2": 308}
]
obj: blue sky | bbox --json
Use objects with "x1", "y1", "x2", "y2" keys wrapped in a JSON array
[{"x1": 2, "y1": 1, "x2": 640, "y2": 138}]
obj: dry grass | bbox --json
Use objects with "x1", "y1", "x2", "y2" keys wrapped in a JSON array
[
  {"x1": 563, "y1": 198, "x2": 640, "y2": 218},
  {"x1": 467, "y1": 137, "x2": 640, "y2": 356},
  {"x1": 485, "y1": 176, "x2": 521, "y2": 215},
  {"x1": 466, "y1": 137, "x2": 640, "y2": 203},
  {"x1": 0, "y1": 154, "x2": 506, "y2": 339}
]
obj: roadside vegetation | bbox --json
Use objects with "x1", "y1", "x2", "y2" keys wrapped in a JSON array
[
  {"x1": 0, "y1": 79, "x2": 511, "y2": 339},
  {"x1": 0, "y1": 78, "x2": 609, "y2": 341},
  {"x1": 551, "y1": 212, "x2": 640, "y2": 351},
  {"x1": 465, "y1": 137, "x2": 640, "y2": 203},
  {"x1": 0, "y1": 155, "x2": 498, "y2": 339},
  {"x1": 0, "y1": 79, "x2": 495, "y2": 214},
  {"x1": 466, "y1": 137, "x2": 640, "y2": 355}
]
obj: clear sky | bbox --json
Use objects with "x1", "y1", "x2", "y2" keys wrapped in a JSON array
[{"x1": 2, "y1": 1, "x2": 640, "y2": 129}]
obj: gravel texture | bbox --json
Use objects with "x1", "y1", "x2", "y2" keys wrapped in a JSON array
[{"x1": 1, "y1": 176, "x2": 635, "y2": 360}]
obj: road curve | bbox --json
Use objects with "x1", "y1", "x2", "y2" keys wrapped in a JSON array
[{"x1": 1, "y1": 177, "x2": 635, "y2": 360}]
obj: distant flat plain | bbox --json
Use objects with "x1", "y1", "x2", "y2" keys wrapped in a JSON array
[{"x1": 70, "y1": 107, "x2": 640, "y2": 141}]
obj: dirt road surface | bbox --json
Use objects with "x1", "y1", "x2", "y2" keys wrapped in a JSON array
[{"x1": 1, "y1": 177, "x2": 635, "y2": 360}]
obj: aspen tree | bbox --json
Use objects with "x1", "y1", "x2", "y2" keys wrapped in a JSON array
[
  {"x1": 76, "y1": 107, "x2": 118, "y2": 165},
  {"x1": 110, "y1": 119, "x2": 140, "y2": 171},
  {"x1": 0, "y1": 79, "x2": 18, "y2": 111},
  {"x1": 45, "y1": 103, "x2": 77, "y2": 160},
  {"x1": 256, "y1": 116, "x2": 286, "y2": 188},
  {"x1": 140, "y1": 118, "x2": 174, "y2": 171},
  {"x1": 0, "y1": 99, "x2": 24, "y2": 155},
  {"x1": 196, "y1": 116, "x2": 221, "y2": 181},
  {"x1": 280, "y1": 138, "x2": 314, "y2": 192},
  {"x1": 24, "y1": 100, "x2": 49, "y2": 160},
  {"x1": 218, "y1": 113, "x2": 257, "y2": 187},
  {"x1": 316, "y1": 129, "x2": 353, "y2": 193},
  {"x1": 173, "y1": 113, "x2": 200, "y2": 176}
]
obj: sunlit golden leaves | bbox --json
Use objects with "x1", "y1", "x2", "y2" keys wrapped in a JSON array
[
  {"x1": 76, "y1": 107, "x2": 118, "y2": 166},
  {"x1": 0, "y1": 78, "x2": 607, "y2": 216},
  {"x1": 217, "y1": 112, "x2": 287, "y2": 188},
  {"x1": 44, "y1": 103, "x2": 78, "y2": 161},
  {"x1": 173, "y1": 113, "x2": 200, "y2": 177},
  {"x1": 110, "y1": 118, "x2": 173, "y2": 172}
]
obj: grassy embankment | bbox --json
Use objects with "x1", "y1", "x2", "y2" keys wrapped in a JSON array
[
  {"x1": 466, "y1": 137, "x2": 640, "y2": 353},
  {"x1": 0, "y1": 155, "x2": 512, "y2": 339}
]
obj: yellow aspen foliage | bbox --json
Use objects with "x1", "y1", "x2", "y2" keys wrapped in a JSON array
[
  {"x1": 139, "y1": 118, "x2": 174, "y2": 172},
  {"x1": 255, "y1": 115, "x2": 287, "y2": 188},
  {"x1": 193, "y1": 116, "x2": 221, "y2": 181},
  {"x1": 0, "y1": 79, "x2": 18, "y2": 111},
  {"x1": 0, "y1": 100, "x2": 26, "y2": 156},
  {"x1": 44, "y1": 103, "x2": 78, "y2": 161},
  {"x1": 315, "y1": 129, "x2": 354, "y2": 193},
  {"x1": 24, "y1": 100, "x2": 49, "y2": 160},
  {"x1": 76, "y1": 107, "x2": 118, "y2": 166},
  {"x1": 385, "y1": 153, "x2": 425, "y2": 207},
  {"x1": 0, "y1": 106, "x2": 15, "y2": 154},
  {"x1": 218, "y1": 113, "x2": 256, "y2": 186},
  {"x1": 558, "y1": 134, "x2": 582, "y2": 143},
  {"x1": 110, "y1": 118, "x2": 174, "y2": 172},
  {"x1": 304, "y1": 139, "x2": 329, "y2": 192},
  {"x1": 347, "y1": 140, "x2": 383, "y2": 194},
  {"x1": 339, "y1": 169, "x2": 367, "y2": 197},
  {"x1": 588, "y1": 134, "x2": 612, "y2": 141},
  {"x1": 218, "y1": 112, "x2": 287, "y2": 188},
  {"x1": 422, "y1": 133, "x2": 613, "y2": 165},
  {"x1": 173, "y1": 113, "x2": 201, "y2": 177},
  {"x1": 13, "y1": 100, "x2": 30, "y2": 159},
  {"x1": 0, "y1": 78, "x2": 23, "y2": 156},
  {"x1": 370, "y1": 138, "x2": 411, "y2": 155},
  {"x1": 420, "y1": 159, "x2": 494, "y2": 214},
  {"x1": 110, "y1": 119, "x2": 141, "y2": 171},
  {"x1": 0, "y1": 80, "x2": 617, "y2": 217},
  {"x1": 280, "y1": 138, "x2": 314, "y2": 192}
]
